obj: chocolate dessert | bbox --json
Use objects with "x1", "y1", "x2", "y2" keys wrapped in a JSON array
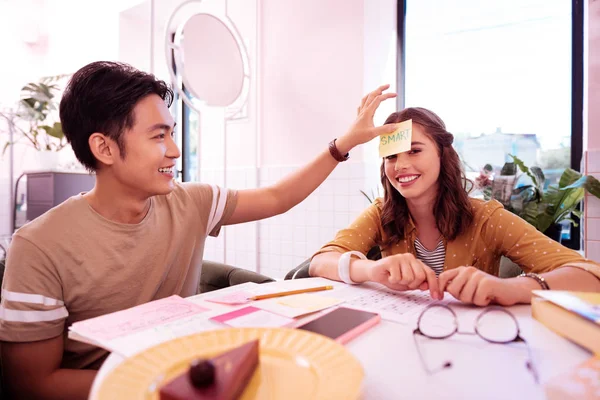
[{"x1": 159, "y1": 339, "x2": 260, "y2": 400}]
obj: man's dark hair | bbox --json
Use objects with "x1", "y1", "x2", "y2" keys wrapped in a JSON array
[{"x1": 59, "y1": 61, "x2": 174, "y2": 171}]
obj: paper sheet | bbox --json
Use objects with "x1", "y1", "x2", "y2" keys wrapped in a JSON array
[
  {"x1": 330, "y1": 282, "x2": 449, "y2": 324},
  {"x1": 106, "y1": 314, "x2": 223, "y2": 357},
  {"x1": 205, "y1": 291, "x2": 254, "y2": 305},
  {"x1": 211, "y1": 306, "x2": 294, "y2": 328},
  {"x1": 253, "y1": 293, "x2": 344, "y2": 318},
  {"x1": 69, "y1": 295, "x2": 210, "y2": 342},
  {"x1": 379, "y1": 119, "x2": 412, "y2": 157}
]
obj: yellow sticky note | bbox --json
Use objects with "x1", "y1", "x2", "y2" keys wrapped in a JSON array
[
  {"x1": 379, "y1": 119, "x2": 412, "y2": 158},
  {"x1": 277, "y1": 294, "x2": 343, "y2": 312}
]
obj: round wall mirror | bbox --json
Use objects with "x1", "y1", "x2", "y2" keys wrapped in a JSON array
[{"x1": 180, "y1": 13, "x2": 245, "y2": 107}]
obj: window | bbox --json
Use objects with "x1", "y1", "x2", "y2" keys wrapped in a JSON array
[{"x1": 398, "y1": 0, "x2": 583, "y2": 248}]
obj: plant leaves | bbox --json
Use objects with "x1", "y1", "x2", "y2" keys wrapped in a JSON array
[
  {"x1": 510, "y1": 155, "x2": 544, "y2": 193},
  {"x1": 553, "y1": 187, "x2": 585, "y2": 225},
  {"x1": 360, "y1": 190, "x2": 373, "y2": 204},
  {"x1": 558, "y1": 168, "x2": 581, "y2": 188},
  {"x1": 584, "y1": 175, "x2": 600, "y2": 198},
  {"x1": 530, "y1": 166, "x2": 545, "y2": 196},
  {"x1": 40, "y1": 122, "x2": 64, "y2": 140},
  {"x1": 561, "y1": 217, "x2": 579, "y2": 227},
  {"x1": 2, "y1": 141, "x2": 11, "y2": 156},
  {"x1": 519, "y1": 201, "x2": 543, "y2": 228}
]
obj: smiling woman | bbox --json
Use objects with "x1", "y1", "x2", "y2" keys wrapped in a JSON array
[{"x1": 309, "y1": 107, "x2": 600, "y2": 307}]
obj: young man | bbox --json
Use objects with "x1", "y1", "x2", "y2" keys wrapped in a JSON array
[{"x1": 0, "y1": 61, "x2": 398, "y2": 399}]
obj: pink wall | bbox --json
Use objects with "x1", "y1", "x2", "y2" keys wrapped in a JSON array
[
  {"x1": 584, "y1": 0, "x2": 600, "y2": 261},
  {"x1": 0, "y1": 0, "x2": 138, "y2": 237},
  {"x1": 259, "y1": 0, "x2": 365, "y2": 166},
  {"x1": 0, "y1": 1, "x2": 47, "y2": 105}
]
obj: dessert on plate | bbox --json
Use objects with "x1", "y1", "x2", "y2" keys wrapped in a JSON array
[{"x1": 159, "y1": 339, "x2": 260, "y2": 400}]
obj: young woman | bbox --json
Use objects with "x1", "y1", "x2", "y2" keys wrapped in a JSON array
[{"x1": 310, "y1": 107, "x2": 600, "y2": 306}]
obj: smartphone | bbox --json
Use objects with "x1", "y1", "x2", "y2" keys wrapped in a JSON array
[{"x1": 296, "y1": 307, "x2": 381, "y2": 344}]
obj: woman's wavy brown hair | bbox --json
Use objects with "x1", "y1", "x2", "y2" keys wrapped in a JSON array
[{"x1": 379, "y1": 107, "x2": 474, "y2": 249}]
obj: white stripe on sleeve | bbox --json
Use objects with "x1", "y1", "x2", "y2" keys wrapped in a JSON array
[
  {"x1": 0, "y1": 305, "x2": 68, "y2": 323},
  {"x1": 208, "y1": 185, "x2": 227, "y2": 234},
  {"x1": 1, "y1": 289, "x2": 64, "y2": 306}
]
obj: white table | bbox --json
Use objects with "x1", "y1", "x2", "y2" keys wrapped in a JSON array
[{"x1": 90, "y1": 281, "x2": 591, "y2": 400}]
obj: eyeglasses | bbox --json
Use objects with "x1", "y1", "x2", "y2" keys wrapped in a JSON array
[{"x1": 412, "y1": 304, "x2": 539, "y2": 383}]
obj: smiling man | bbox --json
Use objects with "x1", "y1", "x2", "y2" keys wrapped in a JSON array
[{"x1": 0, "y1": 61, "x2": 397, "y2": 399}]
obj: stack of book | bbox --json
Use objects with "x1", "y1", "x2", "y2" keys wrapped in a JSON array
[{"x1": 531, "y1": 290, "x2": 600, "y2": 354}]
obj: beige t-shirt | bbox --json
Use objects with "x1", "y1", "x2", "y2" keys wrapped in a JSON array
[{"x1": 0, "y1": 182, "x2": 237, "y2": 369}]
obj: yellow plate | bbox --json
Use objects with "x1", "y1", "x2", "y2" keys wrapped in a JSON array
[{"x1": 95, "y1": 327, "x2": 364, "y2": 400}]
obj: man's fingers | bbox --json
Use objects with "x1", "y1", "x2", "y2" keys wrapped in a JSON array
[
  {"x1": 360, "y1": 84, "x2": 393, "y2": 115},
  {"x1": 438, "y1": 268, "x2": 460, "y2": 292},
  {"x1": 362, "y1": 86, "x2": 386, "y2": 113},
  {"x1": 359, "y1": 96, "x2": 368, "y2": 114},
  {"x1": 365, "y1": 93, "x2": 397, "y2": 115},
  {"x1": 370, "y1": 123, "x2": 400, "y2": 138}
]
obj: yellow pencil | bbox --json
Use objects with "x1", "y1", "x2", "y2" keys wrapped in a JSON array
[{"x1": 249, "y1": 285, "x2": 334, "y2": 301}]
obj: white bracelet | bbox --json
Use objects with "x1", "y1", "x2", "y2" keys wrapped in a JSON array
[{"x1": 338, "y1": 251, "x2": 367, "y2": 285}]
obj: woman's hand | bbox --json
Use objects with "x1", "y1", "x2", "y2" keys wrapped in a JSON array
[
  {"x1": 367, "y1": 253, "x2": 443, "y2": 300},
  {"x1": 438, "y1": 267, "x2": 532, "y2": 306},
  {"x1": 335, "y1": 84, "x2": 399, "y2": 154}
]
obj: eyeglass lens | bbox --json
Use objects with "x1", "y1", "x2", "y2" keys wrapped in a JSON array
[
  {"x1": 476, "y1": 308, "x2": 519, "y2": 343},
  {"x1": 418, "y1": 305, "x2": 457, "y2": 338}
]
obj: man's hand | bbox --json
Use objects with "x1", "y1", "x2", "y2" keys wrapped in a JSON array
[
  {"x1": 335, "y1": 84, "x2": 399, "y2": 154},
  {"x1": 438, "y1": 266, "x2": 532, "y2": 306},
  {"x1": 367, "y1": 253, "x2": 442, "y2": 300}
]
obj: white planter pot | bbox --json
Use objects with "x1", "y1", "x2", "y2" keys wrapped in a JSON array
[{"x1": 34, "y1": 151, "x2": 60, "y2": 171}]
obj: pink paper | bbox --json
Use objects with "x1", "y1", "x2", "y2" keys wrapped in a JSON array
[
  {"x1": 210, "y1": 306, "x2": 294, "y2": 328},
  {"x1": 71, "y1": 295, "x2": 209, "y2": 341},
  {"x1": 205, "y1": 291, "x2": 252, "y2": 305}
]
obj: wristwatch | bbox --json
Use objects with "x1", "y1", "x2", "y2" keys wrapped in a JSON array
[{"x1": 518, "y1": 272, "x2": 550, "y2": 290}]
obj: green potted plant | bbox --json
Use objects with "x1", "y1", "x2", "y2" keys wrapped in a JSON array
[
  {"x1": 1, "y1": 75, "x2": 69, "y2": 165},
  {"x1": 487, "y1": 155, "x2": 600, "y2": 241}
]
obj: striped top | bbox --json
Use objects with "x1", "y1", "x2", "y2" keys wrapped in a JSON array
[{"x1": 414, "y1": 237, "x2": 446, "y2": 276}]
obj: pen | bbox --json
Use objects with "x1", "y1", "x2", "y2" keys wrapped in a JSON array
[{"x1": 249, "y1": 285, "x2": 334, "y2": 301}]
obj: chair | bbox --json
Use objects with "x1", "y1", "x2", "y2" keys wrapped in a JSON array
[{"x1": 200, "y1": 260, "x2": 275, "y2": 292}]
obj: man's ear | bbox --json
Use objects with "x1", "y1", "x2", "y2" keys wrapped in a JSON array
[{"x1": 89, "y1": 133, "x2": 118, "y2": 167}]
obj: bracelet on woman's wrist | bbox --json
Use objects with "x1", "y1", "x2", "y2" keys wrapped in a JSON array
[
  {"x1": 338, "y1": 251, "x2": 366, "y2": 284},
  {"x1": 518, "y1": 272, "x2": 550, "y2": 290}
]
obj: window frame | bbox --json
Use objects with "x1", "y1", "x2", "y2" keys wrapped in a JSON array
[{"x1": 396, "y1": 0, "x2": 584, "y2": 250}]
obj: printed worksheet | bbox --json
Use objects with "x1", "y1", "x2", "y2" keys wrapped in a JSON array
[{"x1": 331, "y1": 283, "x2": 450, "y2": 324}]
